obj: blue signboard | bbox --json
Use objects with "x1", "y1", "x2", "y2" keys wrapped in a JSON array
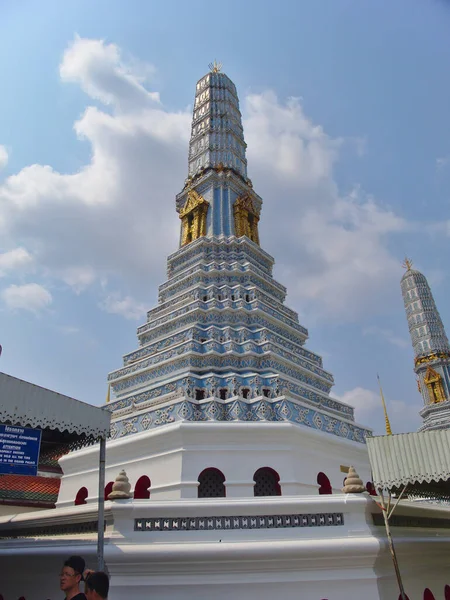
[{"x1": 0, "y1": 424, "x2": 42, "y2": 476}]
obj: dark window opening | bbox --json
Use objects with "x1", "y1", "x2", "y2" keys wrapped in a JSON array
[
  {"x1": 366, "y1": 481, "x2": 377, "y2": 496},
  {"x1": 196, "y1": 389, "x2": 206, "y2": 400},
  {"x1": 134, "y1": 475, "x2": 151, "y2": 499},
  {"x1": 262, "y1": 388, "x2": 270, "y2": 398},
  {"x1": 219, "y1": 388, "x2": 228, "y2": 400},
  {"x1": 253, "y1": 467, "x2": 281, "y2": 496},
  {"x1": 203, "y1": 295, "x2": 208, "y2": 302},
  {"x1": 74, "y1": 486, "x2": 88, "y2": 506},
  {"x1": 198, "y1": 468, "x2": 226, "y2": 498},
  {"x1": 104, "y1": 481, "x2": 114, "y2": 500},
  {"x1": 317, "y1": 472, "x2": 332, "y2": 495},
  {"x1": 186, "y1": 214, "x2": 193, "y2": 244},
  {"x1": 245, "y1": 294, "x2": 250, "y2": 303},
  {"x1": 242, "y1": 388, "x2": 250, "y2": 399}
]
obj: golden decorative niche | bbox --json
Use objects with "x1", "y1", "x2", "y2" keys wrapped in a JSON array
[
  {"x1": 423, "y1": 366, "x2": 446, "y2": 404},
  {"x1": 179, "y1": 189, "x2": 209, "y2": 246},
  {"x1": 233, "y1": 194, "x2": 260, "y2": 245}
]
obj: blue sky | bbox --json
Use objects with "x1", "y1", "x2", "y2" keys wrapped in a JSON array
[{"x1": 1, "y1": 0, "x2": 450, "y2": 435}]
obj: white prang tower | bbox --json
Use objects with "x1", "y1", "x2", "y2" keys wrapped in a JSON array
[
  {"x1": 102, "y1": 63, "x2": 372, "y2": 487},
  {"x1": 401, "y1": 258, "x2": 450, "y2": 430}
]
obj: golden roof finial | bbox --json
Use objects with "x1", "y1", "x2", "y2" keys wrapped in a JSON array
[
  {"x1": 377, "y1": 373, "x2": 392, "y2": 436},
  {"x1": 402, "y1": 257, "x2": 413, "y2": 271},
  {"x1": 208, "y1": 60, "x2": 223, "y2": 73}
]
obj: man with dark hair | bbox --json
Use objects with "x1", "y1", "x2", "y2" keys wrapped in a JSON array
[
  {"x1": 85, "y1": 571, "x2": 109, "y2": 600},
  {"x1": 59, "y1": 555, "x2": 86, "y2": 600}
]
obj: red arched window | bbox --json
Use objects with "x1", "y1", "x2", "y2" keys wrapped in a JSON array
[
  {"x1": 198, "y1": 468, "x2": 226, "y2": 498},
  {"x1": 423, "y1": 590, "x2": 435, "y2": 600},
  {"x1": 253, "y1": 467, "x2": 281, "y2": 496},
  {"x1": 445, "y1": 585, "x2": 450, "y2": 600},
  {"x1": 74, "y1": 486, "x2": 88, "y2": 506},
  {"x1": 104, "y1": 481, "x2": 114, "y2": 500},
  {"x1": 366, "y1": 481, "x2": 377, "y2": 496},
  {"x1": 317, "y1": 472, "x2": 332, "y2": 495},
  {"x1": 134, "y1": 475, "x2": 151, "y2": 499}
]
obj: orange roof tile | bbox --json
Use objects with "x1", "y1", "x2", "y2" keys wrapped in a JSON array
[{"x1": 0, "y1": 474, "x2": 60, "y2": 505}]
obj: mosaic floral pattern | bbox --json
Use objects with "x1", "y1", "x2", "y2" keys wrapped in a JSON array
[{"x1": 110, "y1": 397, "x2": 369, "y2": 443}]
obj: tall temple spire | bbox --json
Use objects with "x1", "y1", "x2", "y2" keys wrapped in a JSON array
[
  {"x1": 401, "y1": 261, "x2": 450, "y2": 430},
  {"x1": 105, "y1": 68, "x2": 371, "y2": 446},
  {"x1": 177, "y1": 68, "x2": 260, "y2": 246}
]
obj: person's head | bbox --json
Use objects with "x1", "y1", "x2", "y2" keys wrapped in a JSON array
[
  {"x1": 85, "y1": 571, "x2": 109, "y2": 600},
  {"x1": 60, "y1": 556, "x2": 85, "y2": 595}
]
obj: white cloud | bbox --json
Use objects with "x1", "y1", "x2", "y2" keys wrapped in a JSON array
[
  {"x1": 0, "y1": 36, "x2": 412, "y2": 322},
  {"x1": 60, "y1": 35, "x2": 160, "y2": 110},
  {"x1": 0, "y1": 145, "x2": 8, "y2": 170},
  {"x1": 59, "y1": 325, "x2": 80, "y2": 335},
  {"x1": 336, "y1": 387, "x2": 381, "y2": 421},
  {"x1": 0, "y1": 247, "x2": 33, "y2": 276},
  {"x1": 101, "y1": 293, "x2": 146, "y2": 320},
  {"x1": 363, "y1": 326, "x2": 408, "y2": 348},
  {"x1": 335, "y1": 386, "x2": 422, "y2": 434},
  {"x1": 61, "y1": 266, "x2": 96, "y2": 293},
  {"x1": 1, "y1": 283, "x2": 52, "y2": 313},
  {"x1": 244, "y1": 93, "x2": 408, "y2": 318},
  {"x1": 436, "y1": 155, "x2": 450, "y2": 170}
]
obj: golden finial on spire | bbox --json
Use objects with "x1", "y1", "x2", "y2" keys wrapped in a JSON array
[
  {"x1": 377, "y1": 373, "x2": 392, "y2": 436},
  {"x1": 402, "y1": 257, "x2": 413, "y2": 271},
  {"x1": 208, "y1": 60, "x2": 223, "y2": 73}
]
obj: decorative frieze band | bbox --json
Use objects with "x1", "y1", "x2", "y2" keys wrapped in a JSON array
[{"x1": 134, "y1": 512, "x2": 344, "y2": 532}]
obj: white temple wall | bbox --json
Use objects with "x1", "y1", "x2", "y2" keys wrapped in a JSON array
[
  {"x1": 2, "y1": 496, "x2": 450, "y2": 600},
  {"x1": 57, "y1": 421, "x2": 371, "y2": 506}
]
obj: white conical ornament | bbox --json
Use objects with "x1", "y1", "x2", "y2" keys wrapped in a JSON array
[
  {"x1": 342, "y1": 466, "x2": 365, "y2": 494},
  {"x1": 107, "y1": 470, "x2": 132, "y2": 500}
]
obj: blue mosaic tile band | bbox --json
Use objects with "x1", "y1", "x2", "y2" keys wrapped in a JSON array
[{"x1": 109, "y1": 398, "x2": 368, "y2": 443}]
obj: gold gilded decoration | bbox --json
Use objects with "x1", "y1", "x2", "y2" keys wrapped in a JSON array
[
  {"x1": 402, "y1": 257, "x2": 413, "y2": 271},
  {"x1": 233, "y1": 194, "x2": 260, "y2": 245},
  {"x1": 377, "y1": 373, "x2": 392, "y2": 435},
  {"x1": 215, "y1": 162, "x2": 225, "y2": 173},
  {"x1": 179, "y1": 189, "x2": 209, "y2": 246},
  {"x1": 417, "y1": 379, "x2": 422, "y2": 394},
  {"x1": 209, "y1": 60, "x2": 223, "y2": 73},
  {"x1": 423, "y1": 366, "x2": 446, "y2": 404},
  {"x1": 415, "y1": 352, "x2": 450, "y2": 367}
]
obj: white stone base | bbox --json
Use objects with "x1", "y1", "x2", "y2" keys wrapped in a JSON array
[
  {"x1": 57, "y1": 421, "x2": 372, "y2": 506},
  {"x1": 1, "y1": 496, "x2": 450, "y2": 600}
]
